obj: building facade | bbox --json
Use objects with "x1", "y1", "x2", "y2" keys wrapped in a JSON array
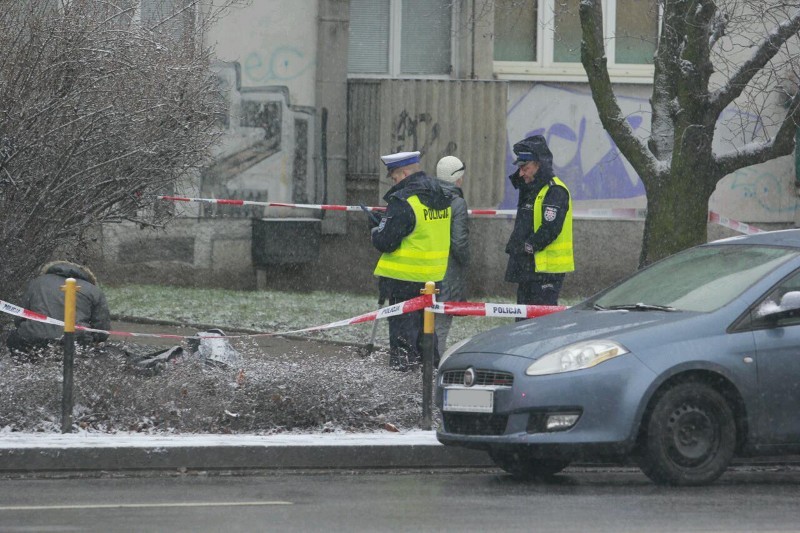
[{"x1": 96, "y1": 0, "x2": 800, "y2": 299}]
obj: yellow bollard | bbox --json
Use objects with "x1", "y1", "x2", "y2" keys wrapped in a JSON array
[
  {"x1": 61, "y1": 278, "x2": 78, "y2": 433},
  {"x1": 420, "y1": 281, "x2": 438, "y2": 430},
  {"x1": 62, "y1": 278, "x2": 77, "y2": 333}
]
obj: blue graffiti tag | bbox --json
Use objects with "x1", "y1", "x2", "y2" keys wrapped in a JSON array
[{"x1": 243, "y1": 46, "x2": 314, "y2": 83}]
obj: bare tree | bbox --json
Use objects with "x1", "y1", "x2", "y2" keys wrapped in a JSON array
[
  {"x1": 0, "y1": 0, "x2": 243, "y2": 303},
  {"x1": 580, "y1": 0, "x2": 800, "y2": 265}
]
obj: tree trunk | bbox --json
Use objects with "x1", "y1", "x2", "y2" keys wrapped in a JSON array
[{"x1": 639, "y1": 166, "x2": 713, "y2": 267}]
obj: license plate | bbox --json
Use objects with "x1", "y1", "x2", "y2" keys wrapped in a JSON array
[{"x1": 443, "y1": 388, "x2": 494, "y2": 413}]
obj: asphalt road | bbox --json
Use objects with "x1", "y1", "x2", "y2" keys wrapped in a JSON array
[{"x1": 2, "y1": 467, "x2": 800, "y2": 532}]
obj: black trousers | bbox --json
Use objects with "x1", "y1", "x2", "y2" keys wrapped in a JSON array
[
  {"x1": 515, "y1": 274, "x2": 565, "y2": 321},
  {"x1": 380, "y1": 278, "x2": 439, "y2": 370}
]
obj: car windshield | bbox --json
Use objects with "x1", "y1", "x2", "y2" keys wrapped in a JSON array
[{"x1": 592, "y1": 244, "x2": 798, "y2": 312}]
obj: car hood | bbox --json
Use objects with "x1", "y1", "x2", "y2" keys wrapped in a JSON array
[{"x1": 455, "y1": 307, "x2": 702, "y2": 360}]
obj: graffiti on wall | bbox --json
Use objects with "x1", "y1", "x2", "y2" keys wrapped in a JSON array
[
  {"x1": 725, "y1": 166, "x2": 796, "y2": 214},
  {"x1": 243, "y1": 46, "x2": 314, "y2": 84},
  {"x1": 504, "y1": 85, "x2": 646, "y2": 208},
  {"x1": 200, "y1": 62, "x2": 315, "y2": 218},
  {"x1": 504, "y1": 84, "x2": 793, "y2": 218},
  {"x1": 391, "y1": 110, "x2": 458, "y2": 162}
]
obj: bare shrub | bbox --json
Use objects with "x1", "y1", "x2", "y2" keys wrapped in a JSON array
[
  {"x1": 0, "y1": 340, "x2": 433, "y2": 434},
  {"x1": 0, "y1": 0, "x2": 242, "y2": 303}
]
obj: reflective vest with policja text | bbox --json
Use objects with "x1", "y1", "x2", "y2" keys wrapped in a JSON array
[
  {"x1": 532, "y1": 177, "x2": 575, "y2": 273},
  {"x1": 373, "y1": 195, "x2": 451, "y2": 282}
]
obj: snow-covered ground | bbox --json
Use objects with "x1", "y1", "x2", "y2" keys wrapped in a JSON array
[{"x1": 0, "y1": 427, "x2": 440, "y2": 449}]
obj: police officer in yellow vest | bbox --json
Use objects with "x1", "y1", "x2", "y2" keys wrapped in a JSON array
[
  {"x1": 371, "y1": 151, "x2": 452, "y2": 371},
  {"x1": 504, "y1": 135, "x2": 574, "y2": 316}
]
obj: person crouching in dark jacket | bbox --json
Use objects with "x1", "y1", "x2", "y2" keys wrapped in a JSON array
[{"x1": 6, "y1": 261, "x2": 111, "y2": 359}]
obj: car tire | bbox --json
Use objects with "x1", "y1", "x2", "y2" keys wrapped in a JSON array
[
  {"x1": 489, "y1": 447, "x2": 570, "y2": 480},
  {"x1": 639, "y1": 381, "x2": 736, "y2": 486}
]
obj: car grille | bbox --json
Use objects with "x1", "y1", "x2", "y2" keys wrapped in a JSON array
[
  {"x1": 443, "y1": 413, "x2": 508, "y2": 436},
  {"x1": 441, "y1": 369, "x2": 514, "y2": 387}
]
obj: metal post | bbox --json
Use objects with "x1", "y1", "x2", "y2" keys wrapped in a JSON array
[
  {"x1": 420, "y1": 281, "x2": 437, "y2": 430},
  {"x1": 61, "y1": 278, "x2": 77, "y2": 434}
]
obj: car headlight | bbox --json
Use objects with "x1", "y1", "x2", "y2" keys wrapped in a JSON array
[
  {"x1": 439, "y1": 336, "x2": 472, "y2": 367},
  {"x1": 525, "y1": 340, "x2": 629, "y2": 376}
]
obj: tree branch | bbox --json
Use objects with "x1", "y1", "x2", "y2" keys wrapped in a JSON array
[
  {"x1": 579, "y1": 0, "x2": 659, "y2": 178},
  {"x1": 711, "y1": 9, "x2": 800, "y2": 114},
  {"x1": 715, "y1": 92, "x2": 800, "y2": 177}
]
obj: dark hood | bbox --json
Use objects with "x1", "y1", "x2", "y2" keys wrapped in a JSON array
[
  {"x1": 41, "y1": 261, "x2": 98, "y2": 285},
  {"x1": 436, "y1": 179, "x2": 464, "y2": 200},
  {"x1": 385, "y1": 171, "x2": 452, "y2": 210}
]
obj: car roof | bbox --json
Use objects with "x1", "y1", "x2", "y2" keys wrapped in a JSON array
[{"x1": 709, "y1": 229, "x2": 800, "y2": 249}]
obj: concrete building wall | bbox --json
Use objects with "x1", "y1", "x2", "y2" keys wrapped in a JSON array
[{"x1": 94, "y1": 0, "x2": 800, "y2": 302}]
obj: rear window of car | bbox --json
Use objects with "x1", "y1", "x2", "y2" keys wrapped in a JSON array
[{"x1": 592, "y1": 245, "x2": 798, "y2": 312}]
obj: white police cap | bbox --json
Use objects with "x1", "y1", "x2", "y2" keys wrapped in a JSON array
[{"x1": 380, "y1": 151, "x2": 421, "y2": 170}]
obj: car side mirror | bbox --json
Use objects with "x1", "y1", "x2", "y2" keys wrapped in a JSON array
[
  {"x1": 779, "y1": 291, "x2": 800, "y2": 310},
  {"x1": 757, "y1": 291, "x2": 800, "y2": 325}
]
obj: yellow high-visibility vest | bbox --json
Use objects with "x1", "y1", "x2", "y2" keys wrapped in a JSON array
[
  {"x1": 373, "y1": 195, "x2": 451, "y2": 282},
  {"x1": 533, "y1": 177, "x2": 575, "y2": 273}
]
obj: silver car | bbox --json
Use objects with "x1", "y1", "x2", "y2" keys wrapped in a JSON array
[{"x1": 436, "y1": 229, "x2": 800, "y2": 485}]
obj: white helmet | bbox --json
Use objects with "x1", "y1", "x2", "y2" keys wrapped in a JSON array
[{"x1": 436, "y1": 156, "x2": 465, "y2": 183}]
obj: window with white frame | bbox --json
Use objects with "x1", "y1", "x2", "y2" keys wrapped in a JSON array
[
  {"x1": 348, "y1": 0, "x2": 453, "y2": 77},
  {"x1": 494, "y1": 0, "x2": 659, "y2": 82}
]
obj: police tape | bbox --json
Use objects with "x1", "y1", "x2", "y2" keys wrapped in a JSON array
[
  {"x1": 158, "y1": 195, "x2": 389, "y2": 214},
  {"x1": 157, "y1": 195, "x2": 765, "y2": 234},
  {"x1": 0, "y1": 300, "x2": 65, "y2": 326},
  {"x1": 707, "y1": 211, "x2": 766, "y2": 235},
  {"x1": 0, "y1": 295, "x2": 432, "y2": 341},
  {"x1": 158, "y1": 194, "x2": 630, "y2": 219},
  {"x1": 431, "y1": 301, "x2": 566, "y2": 319},
  {"x1": 0, "y1": 295, "x2": 567, "y2": 341}
]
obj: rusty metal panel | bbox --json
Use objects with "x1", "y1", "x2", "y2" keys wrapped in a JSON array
[
  {"x1": 347, "y1": 80, "x2": 382, "y2": 178},
  {"x1": 347, "y1": 79, "x2": 508, "y2": 207}
]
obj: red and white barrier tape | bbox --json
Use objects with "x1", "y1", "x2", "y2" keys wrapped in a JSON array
[
  {"x1": 707, "y1": 211, "x2": 765, "y2": 235},
  {"x1": 158, "y1": 195, "x2": 764, "y2": 234},
  {"x1": 0, "y1": 300, "x2": 65, "y2": 326},
  {"x1": 158, "y1": 195, "x2": 636, "y2": 219},
  {"x1": 158, "y1": 195, "x2": 389, "y2": 214},
  {"x1": 1, "y1": 295, "x2": 567, "y2": 342},
  {"x1": 0, "y1": 295, "x2": 432, "y2": 341},
  {"x1": 431, "y1": 301, "x2": 566, "y2": 319}
]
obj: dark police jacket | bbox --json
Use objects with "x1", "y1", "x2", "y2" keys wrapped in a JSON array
[
  {"x1": 371, "y1": 171, "x2": 452, "y2": 299},
  {"x1": 504, "y1": 167, "x2": 570, "y2": 283}
]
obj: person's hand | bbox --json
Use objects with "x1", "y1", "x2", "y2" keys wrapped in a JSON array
[
  {"x1": 360, "y1": 204, "x2": 382, "y2": 228},
  {"x1": 509, "y1": 168, "x2": 523, "y2": 189}
]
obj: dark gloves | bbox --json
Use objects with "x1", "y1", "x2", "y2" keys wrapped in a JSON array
[
  {"x1": 360, "y1": 205, "x2": 382, "y2": 229},
  {"x1": 509, "y1": 168, "x2": 523, "y2": 190}
]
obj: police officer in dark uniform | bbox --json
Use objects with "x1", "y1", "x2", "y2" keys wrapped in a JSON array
[
  {"x1": 505, "y1": 135, "x2": 574, "y2": 315},
  {"x1": 370, "y1": 151, "x2": 452, "y2": 371}
]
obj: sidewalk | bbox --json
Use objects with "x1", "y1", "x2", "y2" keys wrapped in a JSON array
[{"x1": 0, "y1": 430, "x2": 494, "y2": 474}]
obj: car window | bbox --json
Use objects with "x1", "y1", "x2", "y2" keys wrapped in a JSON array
[{"x1": 592, "y1": 245, "x2": 798, "y2": 312}]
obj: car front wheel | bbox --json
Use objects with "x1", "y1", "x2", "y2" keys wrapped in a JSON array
[
  {"x1": 639, "y1": 382, "x2": 736, "y2": 486},
  {"x1": 489, "y1": 447, "x2": 570, "y2": 480}
]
